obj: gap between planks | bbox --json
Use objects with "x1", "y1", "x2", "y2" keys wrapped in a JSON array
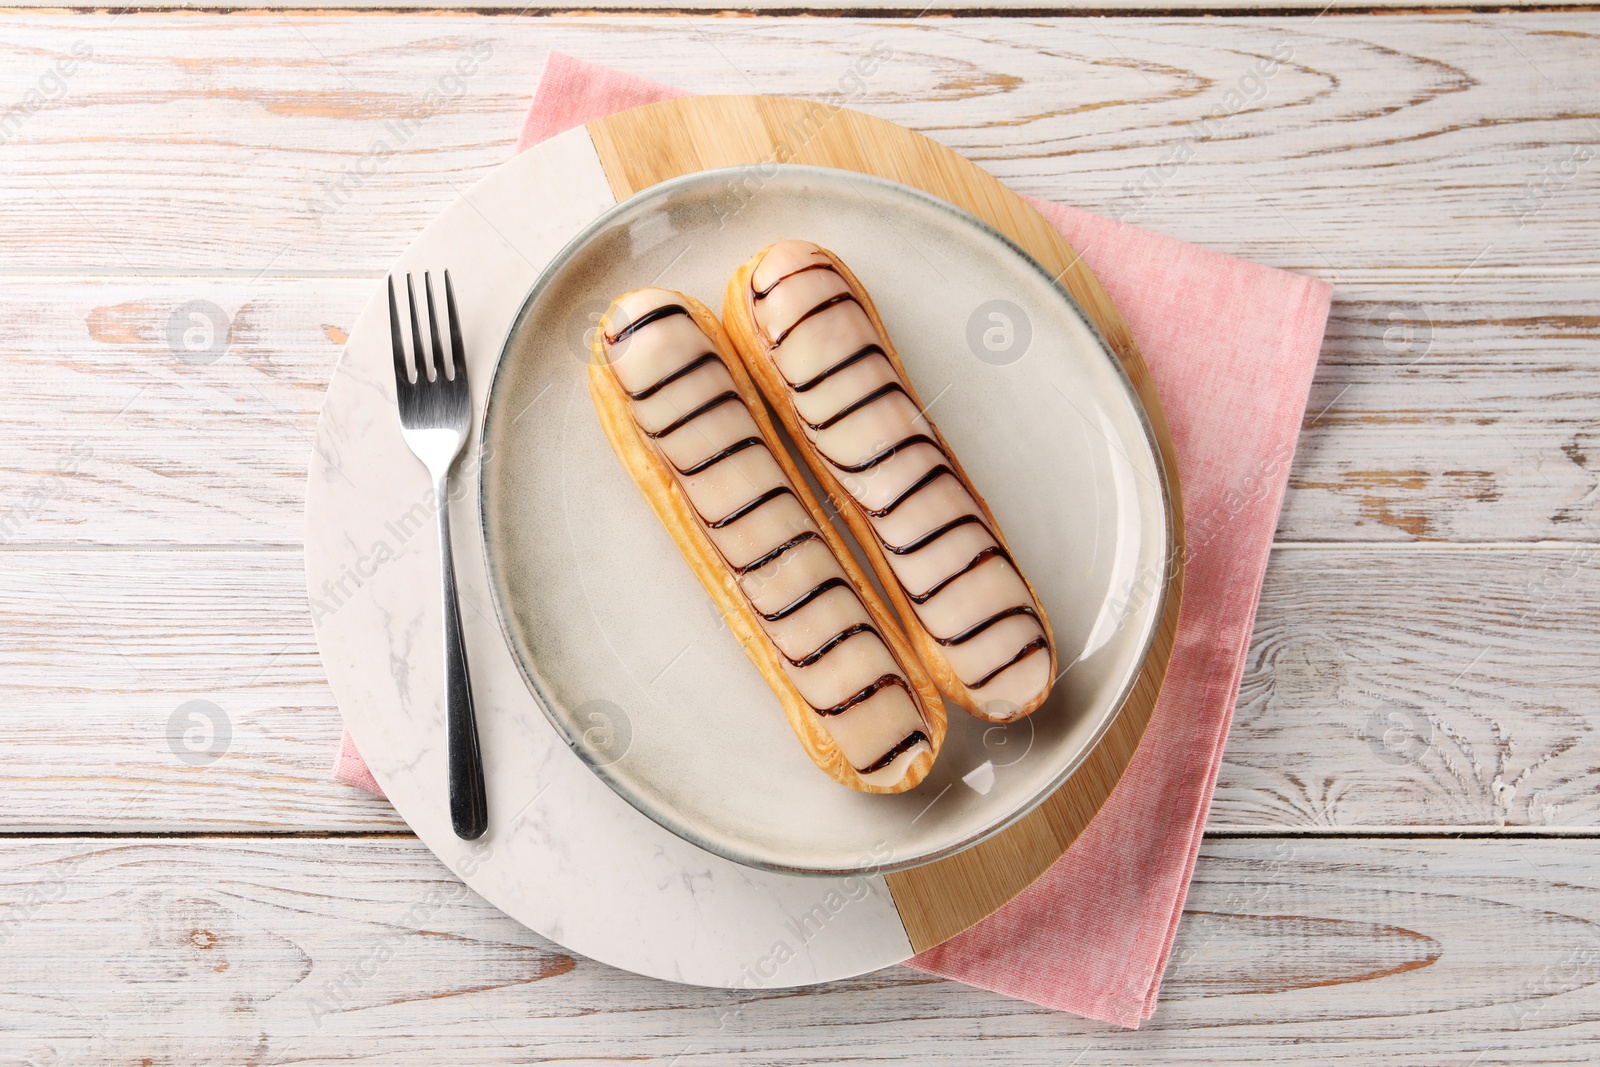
[
  {"x1": 3, "y1": 266, "x2": 1600, "y2": 282},
  {"x1": 2, "y1": 541, "x2": 1596, "y2": 552},
  {"x1": 6, "y1": 826, "x2": 1599, "y2": 838},
  {"x1": 7, "y1": 2, "x2": 1600, "y2": 12},
  {"x1": 4, "y1": 1, "x2": 1600, "y2": 12}
]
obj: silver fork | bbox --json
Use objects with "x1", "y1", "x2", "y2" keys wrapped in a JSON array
[{"x1": 388, "y1": 270, "x2": 487, "y2": 840}]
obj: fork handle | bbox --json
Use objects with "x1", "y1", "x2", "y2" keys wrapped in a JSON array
[{"x1": 435, "y1": 475, "x2": 488, "y2": 840}]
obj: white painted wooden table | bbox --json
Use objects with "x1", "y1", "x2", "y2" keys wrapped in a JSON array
[{"x1": 1, "y1": 5, "x2": 1597, "y2": 1063}]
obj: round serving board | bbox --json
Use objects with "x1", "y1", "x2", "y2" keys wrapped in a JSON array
[{"x1": 306, "y1": 95, "x2": 1183, "y2": 982}]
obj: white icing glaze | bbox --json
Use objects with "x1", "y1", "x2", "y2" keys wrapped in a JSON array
[
  {"x1": 749, "y1": 242, "x2": 1054, "y2": 712},
  {"x1": 602, "y1": 288, "x2": 932, "y2": 782}
]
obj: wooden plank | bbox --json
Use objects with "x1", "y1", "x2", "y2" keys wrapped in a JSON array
[
  {"x1": 0, "y1": 549, "x2": 402, "y2": 830},
  {"x1": 2, "y1": 273, "x2": 1594, "y2": 546},
  {"x1": 0, "y1": 546, "x2": 1594, "y2": 832},
  {"x1": 0, "y1": 277, "x2": 347, "y2": 548},
  {"x1": 0, "y1": 16, "x2": 1597, "y2": 273},
  {"x1": 2, "y1": 0, "x2": 1593, "y2": 9},
  {"x1": 1286, "y1": 271, "x2": 1600, "y2": 542},
  {"x1": 1217, "y1": 544, "x2": 1600, "y2": 832},
  {"x1": 1, "y1": 836, "x2": 1597, "y2": 1061}
]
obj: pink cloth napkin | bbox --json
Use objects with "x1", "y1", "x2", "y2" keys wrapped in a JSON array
[{"x1": 332, "y1": 52, "x2": 1332, "y2": 1028}]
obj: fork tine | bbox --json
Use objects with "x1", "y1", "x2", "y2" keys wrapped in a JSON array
[
  {"x1": 424, "y1": 272, "x2": 449, "y2": 382},
  {"x1": 443, "y1": 270, "x2": 466, "y2": 381},
  {"x1": 387, "y1": 276, "x2": 412, "y2": 387},
  {"x1": 406, "y1": 273, "x2": 430, "y2": 382}
]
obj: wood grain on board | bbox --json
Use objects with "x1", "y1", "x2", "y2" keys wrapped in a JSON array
[{"x1": 1, "y1": 836, "x2": 1597, "y2": 1063}]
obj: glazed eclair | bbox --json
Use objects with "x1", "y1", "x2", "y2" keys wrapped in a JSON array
[
  {"x1": 589, "y1": 288, "x2": 946, "y2": 793},
  {"x1": 723, "y1": 242, "x2": 1057, "y2": 723}
]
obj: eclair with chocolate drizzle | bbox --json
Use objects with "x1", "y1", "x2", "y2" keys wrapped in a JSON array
[
  {"x1": 589, "y1": 288, "x2": 945, "y2": 793},
  {"x1": 723, "y1": 242, "x2": 1057, "y2": 723}
]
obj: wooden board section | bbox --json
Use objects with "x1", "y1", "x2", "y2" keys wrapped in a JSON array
[
  {"x1": 587, "y1": 93, "x2": 1187, "y2": 951},
  {"x1": 3, "y1": 836, "x2": 1599, "y2": 1063}
]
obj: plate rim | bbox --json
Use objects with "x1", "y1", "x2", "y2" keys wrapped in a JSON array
[{"x1": 475, "y1": 162, "x2": 1175, "y2": 877}]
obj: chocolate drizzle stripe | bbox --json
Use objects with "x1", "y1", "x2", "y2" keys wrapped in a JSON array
[
  {"x1": 605, "y1": 302, "x2": 688, "y2": 345},
  {"x1": 877, "y1": 513, "x2": 985, "y2": 556},
  {"x1": 626, "y1": 351, "x2": 720, "y2": 401},
  {"x1": 617, "y1": 298, "x2": 924, "y2": 771},
  {"x1": 805, "y1": 381, "x2": 908, "y2": 432},
  {"x1": 734, "y1": 530, "x2": 821, "y2": 576},
  {"x1": 675, "y1": 436, "x2": 762, "y2": 477},
  {"x1": 933, "y1": 604, "x2": 1041, "y2": 647},
  {"x1": 857, "y1": 730, "x2": 930, "y2": 773},
  {"x1": 771, "y1": 292, "x2": 859, "y2": 347},
  {"x1": 759, "y1": 576, "x2": 848, "y2": 622},
  {"x1": 706, "y1": 484, "x2": 794, "y2": 530},
  {"x1": 826, "y1": 433, "x2": 942, "y2": 475},
  {"x1": 867, "y1": 463, "x2": 958, "y2": 519},
  {"x1": 969, "y1": 638, "x2": 1051, "y2": 690},
  {"x1": 753, "y1": 261, "x2": 836, "y2": 299},
  {"x1": 792, "y1": 343, "x2": 886, "y2": 393},
  {"x1": 816, "y1": 674, "x2": 910, "y2": 717},
  {"x1": 907, "y1": 545, "x2": 1013, "y2": 605},
  {"x1": 787, "y1": 623, "x2": 878, "y2": 668},
  {"x1": 645, "y1": 391, "x2": 741, "y2": 439}
]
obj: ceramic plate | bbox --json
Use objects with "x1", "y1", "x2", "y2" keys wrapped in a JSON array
[{"x1": 478, "y1": 165, "x2": 1169, "y2": 876}]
